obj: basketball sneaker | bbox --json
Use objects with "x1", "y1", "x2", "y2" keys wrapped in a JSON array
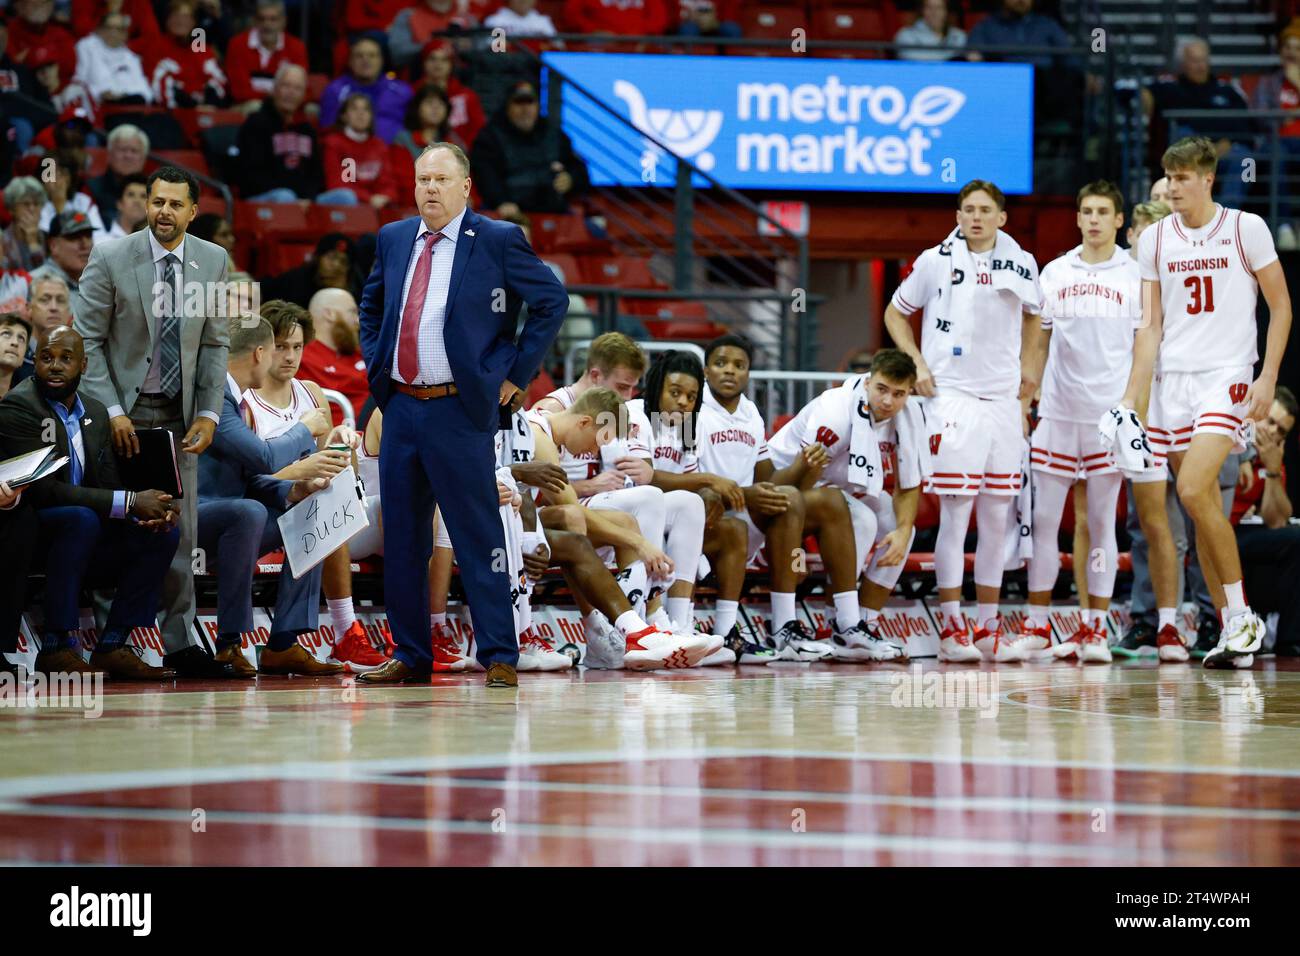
[
  {"x1": 974, "y1": 622, "x2": 1022, "y2": 662},
  {"x1": 1156, "y1": 624, "x2": 1189, "y2": 663},
  {"x1": 517, "y1": 629, "x2": 573, "y2": 672},
  {"x1": 1051, "y1": 622, "x2": 1091, "y2": 660},
  {"x1": 722, "y1": 623, "x2": 777, "y2": 664},
  {"x1": 771, "y1": 619, "x2": 834, "y2": 662},
  {"x1": 581, "y1": 617, "x2": 625, "y2": 670},
  {"x1": 1077, "y1": 625, "x2": 1113, "y2": 664},
  {"x1": 623, "y1": 626, "x2": 712, "y2": 670},
  {"x1": 1010, "y1": 621, "x2": 1053, "y2": 660},
  {"x1": 695, "y1": 628, "x2": 736, "y2": 666},
  {"x1": 830, "y1": 620, "x2": 902, "y2": 662},
  {"x1": 331, "y1": 621, "x2": 389, "y2": 673},
  {"x1": 430, "y1": 622, "x2": 471, "y2": 672},
  {"x1": 1113, "y1": 619, "x2": 1157, "y2": 658},
  {"x1": 938, "y1": 622, "x2": 982, "y2": 663},
  {"x1": 1203, "y1": 610, "x2": 1264, "y2": 669}
]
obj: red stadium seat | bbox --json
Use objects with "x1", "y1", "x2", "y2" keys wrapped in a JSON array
[
  {"x1": 150, "y1": 150, "x2": 210, "y2": 178},
  {"x1": 196, "y1": 194, "x2": 227, "y2": 218},
  {"x1": 623, "y1": 299, "x2": 710, "y2": 319},
  {"x1": 528, "y1": 211, "x2": 593, "y2": 253},
  {"x1": 175, "y1": 107, "x2": 247, "y2": 144},
  {"x1": 642, "y1": 319, "x2": 728, "y2": 340},
  {"x1": 541, "y1": 252, "x2": 581, "y2": 284},
  {"x1": 742, "y1": 5, "x2": 805, "y2": 41},
  {"x1": 582, "y1": 255, "x2": 665, "y2": 288},
  {"x1": 260, "y1": 240, "x2": 316, "y2": 275},
  {"x1": 307, "y1": 204, "x2": 381, "y2": 237},
  {"x1": 815, "y1": 7, "x2": 890, "y2": 42},
  {"x1": 234, "y1": 200, "x2": 311, "y2": 236}
]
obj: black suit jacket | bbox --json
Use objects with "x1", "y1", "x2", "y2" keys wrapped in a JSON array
[{"x1": 0, "y1": 377, "x2": 122, "y2": 517}]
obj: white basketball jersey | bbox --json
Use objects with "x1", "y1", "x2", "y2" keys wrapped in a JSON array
[
  {"x1": 244, "y1": 380, "x2": 318, "y2": 439},
  {"x1": 697, "y1": 385, "x2": 771, "y2": 485},
  {"x1": 526, "y1": 409, "x2": 594, "y2": 483},
  {"x1": 496, "y1": 409, "x2": 536, "y2": 469},
  {"x1": 1138, "y1": 205, "x2": 1278, "y2": 373},
  {"x1": 1038, "y1": 245, "x2": 1142, "y2": 424},
  {"x1": 535, "y1": 385, "x2": 576, "y2": 411},
  {"x1": 768, "y1": 383, "x2": 901, "y2": 495},
  {"x1": 625, "y1": 398, "x2": 698, "y2": 475}
]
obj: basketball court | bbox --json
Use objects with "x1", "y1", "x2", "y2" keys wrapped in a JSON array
[{"x1": 3, "y1": 657, "x2": 1297, "y2": 867}]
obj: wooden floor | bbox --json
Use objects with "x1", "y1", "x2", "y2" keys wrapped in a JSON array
[{"x1": 2, "y1": 658, "x2": 1299, "y2": 866}]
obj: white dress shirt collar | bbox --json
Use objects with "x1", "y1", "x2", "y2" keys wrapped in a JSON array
[
  {"x1": 416, "y1": 207, "x2": 466, "y2": 247},
  {"x1": 148, "y1": 229, "x2": 186, "y2": 266}
]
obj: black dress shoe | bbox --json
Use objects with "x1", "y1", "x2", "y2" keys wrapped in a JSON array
[{"x1": 163, "y1": 645, "x2": 244, "y2": 679}]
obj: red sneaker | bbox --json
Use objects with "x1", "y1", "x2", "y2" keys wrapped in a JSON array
[
  {"x1": 332, "y1": 620, "x2": 389, "y2": 673},
  {"x1": 938, "y1": 624, "x2": 981, "y2": 662},
  {"x1": 1156, "y1": 623, "x2": 1189, "y2": 663},
  {"x1": 431, "y1": 622, "x2": 470, "y2": 672},
  {"x1": 1052, "y1": 622, "x2": 1091, "y2": 660}
]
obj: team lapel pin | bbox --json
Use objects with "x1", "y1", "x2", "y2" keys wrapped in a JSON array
[{"x1": 465, "y1": 229, "x2": 475, "y2": 237}]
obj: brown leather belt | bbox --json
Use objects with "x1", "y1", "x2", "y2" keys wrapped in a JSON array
[{"x1": 393, "y1": 381, "x2": 458, "y2": 399}]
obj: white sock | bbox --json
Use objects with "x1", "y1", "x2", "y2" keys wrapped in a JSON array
[
  {"x1": 714, "y1": 599, "x2": 739, "y2": 635},
  {"x1": 430, "y1": 612, "x2": 447, "y2": 627},
  {"x1": 614, "y1": 610, "x2": 650, "y2": 636},
  {"x1": 1027, "y1": 607, "x2": 1048, "y2": 629},
  {"x1": 1223, "y1": 580, "x2": 1247, "y2": 618},
  {"x1": 771, "y1": 592, "x2": 797, "y2": 630},
  {"x1": 1158, "y1": 607, "x2": 1176, "y2": 631},
  {"x1": 328, "y1": 597, "x2": 355, "y2": 634},
  {"x1": 666, "y1": 597, "x2": 693, "y2": 631},
  {"x1": 647, "y1": 606, "x2": 672, "y2": 629},
  {"x1": 833, "y1": 591, "x2": 859, "y2": 631},
  {"x1": 940, "y1": 600, "x2": 961, "y2": 630},
  {"x1": 977, "y1": 603, "x2": 999, "y2": 631}
]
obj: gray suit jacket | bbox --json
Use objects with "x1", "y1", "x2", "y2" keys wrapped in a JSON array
[{"x1": 73, "y1": 229, "x2": 230, "y2": 423}]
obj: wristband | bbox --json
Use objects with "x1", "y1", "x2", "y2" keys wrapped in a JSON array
[{"x1": 1260, "y1": 470, "x2": 1278, "y2": 480}]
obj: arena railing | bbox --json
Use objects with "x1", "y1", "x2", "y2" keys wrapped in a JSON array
[{"x1": 1160, "y1": 108, "x2": 1299, "y2": 229}]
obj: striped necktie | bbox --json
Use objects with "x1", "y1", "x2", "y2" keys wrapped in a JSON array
[{"x1": 158, "y1": 253, "x2": 181, "y2": 399}]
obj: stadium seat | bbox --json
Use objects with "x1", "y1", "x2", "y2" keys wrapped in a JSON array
[
  {"x1": 175, "y1": 107, "x2": 247, "y2": 146},
  {"x1": 622, "y1": 298, "x2": 710, "y2": 319},
  {"x1": 814, "y1": 7, "x2": 891, "y2": 41},
  {"x1": 307, "y1": 204, "x2": 381, "y2": 237},
  {"x1": 529, "y1": 211, "x2": 594, "y2": 253},
  {"x1": 581, "y1": 255, "x2": 665, "y2": 288},
  {"x1": 196, "y1": 194, "x2": 228, "y2": 218},
  {"x1": 541, "y1": 252, "x2": 582, "y2": 285},
  {"x1": 260, "y1": 240, "x2": 316, "y2": 275},
  {"x1": 741, "y1": 5, "x2": 806, "y2": 42},
  {"x1": 151, "y1": 150, "x2": 211, "y2": 178}
]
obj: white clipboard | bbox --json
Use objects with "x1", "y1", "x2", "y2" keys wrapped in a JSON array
[{"x1": 276, "y1": 465, "x2": 369, "y2": 578}]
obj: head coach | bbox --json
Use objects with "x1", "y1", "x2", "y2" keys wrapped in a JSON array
[{"x1": 356, "y1": 141, "x2": 567, "y2": 687}]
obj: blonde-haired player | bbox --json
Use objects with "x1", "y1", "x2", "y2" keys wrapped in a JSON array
[{"x1": 1117, "y1": 136, "x2": 1293, "y2": 669}]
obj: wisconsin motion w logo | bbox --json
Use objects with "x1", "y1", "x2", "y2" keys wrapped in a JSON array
[{"x1": 1229, "y1": 383, "x2": 1248, "y2": 404}]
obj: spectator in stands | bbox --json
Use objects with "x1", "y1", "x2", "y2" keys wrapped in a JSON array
[
  {"x1": 1150, "y1": 176, "x2": 1170, "y2": 204},
  {"x1": 196, "y1": 314, "x2": 345, "y2": 678},
  {"x1": 410, "y1": 40, "x2": 486, "y2": 150},
  {"x1": 0, "y1": 325, "x2": 181, "y2": 680},
  {"x1": 965, "y1": 0, "x2": 1085, "y2": 128},
  {"x1": 141, "y1": 0, "x2": 230, "y2": 109},
  {"x1": 0, "y1": 19, "x2": 52, "y2": 156},
  {"x1": 341, "y1": 0, "x2": 407, "y2": 48},
  {"x1": 262, "y1": 232, "x2": 364, "y2": 308},
  {"x1": 389, "y1": 0, "x2": 480, "y2": 68},
  {"x1": 31, "y1": 210, "x2": 94, "y2": 315},
  {"x1": 189, "y1": 212, "x2": 239, "y2": 271},
  {"x1": 71, "y1": 0, "x2": 163, "y2": 48},
  {"x1": 0, "y1": 264, "x2": 29, "y2": 321},
  {"x1": 38, "y1": 154, "x2": 107, "y2": 243},
  {"x1": 300, "y1": 288, "x2": 369, "y2": 427},
  {"x1": 895, "y1": 0, "x2": 967, "y2": 61},
  {"x1": 677, "y1": 1, "x2": 740, "y2": 41},
  {"x1": 395, "y1": 84, "x2": 466, "y2": 159},
  {"x1": 486, "y1": 0, "x2": 558, "y2": 37},
  {"x1": 225, "y1": 0, "x2": 309, "y2": 111},
  {"x1": 1232, "y1": 387, "x2": 1299, "y2": 655},
  {"x1": 26, "y1": 46, "x2": 97, "y2": 135},
  {"x1": 472, "y1": 79, "x2": 590, "y2": 216},
  {"x1": 74, "y1": 12, "x2": 154, "y2": 104},
  {"x1": 1143, "y1": 37, "x2": 1256, "y2": 208},
  {"x1": 0, "y1": 314, "x2": 31, "y2": 399},
  {"x1": 321, "y1": 92, "x2": 410, "y2": 209},
  {"x1": 1250, "y1": 20, "x2": 1300, "y2": 250},
  {"x1": 7, "y1": 0, "x2": 79, "y2": 87},
  {"x1": 563, "y1": 0, "x2": 669, "y2": 36},
  {"x1": 1, "y1": 177, "x2": 48, "y2": 273},
  {"x1": 10, "y1": 273, "x2": 72, "y2": 387},
  {"x1": 320, "y1": 36, "x2": 413, "y2": 144},
  {"x1": 89, "y1": 125, "x2": 149, "y2": 228},
  {"x1": 237, "y1": 63, "x2": 358, "y2": 206},
  {"x1": 103, "y1": 174, "x2": 149, "y2": 241}
]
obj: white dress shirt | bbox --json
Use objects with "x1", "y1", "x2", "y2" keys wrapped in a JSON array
[{"x1": 392, "y1": 208, "x2": 464, "y2": 386}]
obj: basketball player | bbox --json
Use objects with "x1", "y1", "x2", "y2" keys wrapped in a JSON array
[
  {"x1": 1016, "y1": 181, "x2": 1140, "y2": 664},
  {"x1": 769, "y1": 349, "x2": 928, "y2": 662},
  {"x1": 883, "y1": 179, "x2": 1044, "y2": 663},
  {"x1": 1117, "y1": 136, "x2": 1292, "y2": 669},
  {"x1": 245, "y1": 300, "x2": 386, "y2": 672}
]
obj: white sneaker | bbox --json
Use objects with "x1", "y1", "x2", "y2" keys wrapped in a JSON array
[
  {"x1": 581, "y1": 618, "x2": 625, "y2": 670},
  {"x1": 517, "y1": 630, "x2": 573, "y2": 672},
  {"x1": 1278, "y1": 222, "x2": 1298, "y2": 251},
  {"x1": 623, "y1": 626, "x2": 712, "y2": 670},
  {"x1": 1156, "y1": 624, "x2": 1189, "y2": 663},
  {"x1": 830, "y1": 621, "x2": 902, "y2": 662},
  {"x1": 771, "y1": 620, "x2": 834, "y2": 662},
  {"x1": 937, "y1": 624, "x2": 982, "y2": 663},
  {"x1": 1010, "y1": 622, "x2": 1052, "y2": 661},
  {"x1": 1204, "y1": 611, "x2": 1265, "y2": 669},
  {"x1": 1078, "y1": 627, "x2": 1113, "y2": 664},
  {"x1": 670, "y1": 631, "x2": 726, "y2": 668},
  {"x1": 974, "y1": 625, "x2": 1022, "y2": 663},
  {"x1": 698, "y1": 646, "x2": 738, "y2": 666}
]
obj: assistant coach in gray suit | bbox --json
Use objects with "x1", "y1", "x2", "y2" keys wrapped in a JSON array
[{"x1": 74, "y1": 166, "x2": 240, "y2": 679}]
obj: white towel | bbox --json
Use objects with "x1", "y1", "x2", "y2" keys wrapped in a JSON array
[
  {"x1": 892, "y1": 398, "x2": 932, "y2": 490},
  {"x1": 937, "y1": 226, "x2": 1041, "y2": 359},
  {"x1": 1003, "y1": 440, "x2": 1034, "y2": 571},
  {"x1": 1098, "y1": 405, "x2": 1156, "y2": 473},
  {"x1": 847, "y1": 376, "x2": 885, "y2": 497}
]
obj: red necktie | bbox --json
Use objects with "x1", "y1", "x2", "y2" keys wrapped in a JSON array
[{"x1": 397, "y1": 230, "x2": 445, "y2": 384}]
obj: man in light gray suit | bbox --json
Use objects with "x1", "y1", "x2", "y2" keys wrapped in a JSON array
[{"x1": 74, "y1": 166, "x2": 242, "y2": 679}]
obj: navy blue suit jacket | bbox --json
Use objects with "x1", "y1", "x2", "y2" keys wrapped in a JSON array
[
  {"x1": 197, "y1": 381, "x2": 315, "y2": 507},
  {"x1": 358, "y1": 207, "x2": 568, "y2": 431}
]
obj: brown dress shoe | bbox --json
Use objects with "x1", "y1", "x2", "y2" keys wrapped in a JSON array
[
  {"x1": 258, "y1": 644, "x2": 345, "y2": 676},
  {"x1": 485, "y1": 663, "x2": 518, "y2": 688},
  {"x1": 89, "y1": 646, "x2": 177, "y2": 681},
  {"x1": 355, "y1": 657, "x2": 431, "y2": 684},
  {"x1": 34, "y1": 648, "x2": 97, "y2": 675},
  {"x1": 214, "y1": 644, "x2": 257, "y2": 679}
]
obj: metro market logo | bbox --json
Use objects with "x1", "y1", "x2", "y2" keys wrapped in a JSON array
[{"x1": 615, "y1": 76, "x2": 965, "y2": 177}]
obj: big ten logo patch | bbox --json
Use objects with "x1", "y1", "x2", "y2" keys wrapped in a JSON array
[
  {"x1": 1229, "y1": 383, "x2": 1248, "y2": 404},
  {"x1": 814, "y1": 426, "x2": 840, "y2": 447}
]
